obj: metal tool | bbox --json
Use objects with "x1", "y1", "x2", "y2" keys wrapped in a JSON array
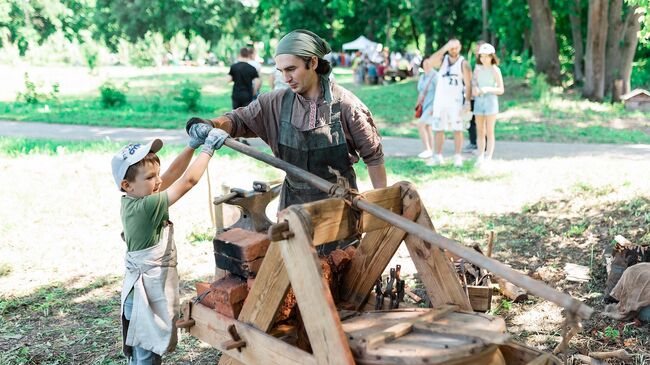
[{"x1": 213, "y1": 180, "x2": 282, "y2": 233}]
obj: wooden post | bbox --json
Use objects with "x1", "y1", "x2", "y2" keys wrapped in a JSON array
[
  {"x1": 219, "y1": 242, "x2": 290, "y2": 365},
  {"x1": 278, "y1": 208, "x2": 355, "y2": 365},
  {"x1": 403, "y1": 196, "x2": 473, "y2": 311},
  {"x1": 341, "y1": 182, "x2": 420, "y2": 309}
]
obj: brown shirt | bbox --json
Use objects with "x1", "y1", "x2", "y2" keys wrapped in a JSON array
[{"x1": 224, "y1": 83, "x2": 384, "y2": 166}]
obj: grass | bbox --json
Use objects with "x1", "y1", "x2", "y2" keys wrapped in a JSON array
[{"x1": 1, "y1": 67, "x2": 649, "y2": 144}]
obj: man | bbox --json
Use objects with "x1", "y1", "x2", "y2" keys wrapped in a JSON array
[
  {"x1": 427, "y1": 38, "x2": 472, "y2": 167},
  {"x1": 188, "y1": 29, "x2": 387, "y2": 210},
  {"x1": 228, "y1": 47, "x2": 261, "y2": 109}
]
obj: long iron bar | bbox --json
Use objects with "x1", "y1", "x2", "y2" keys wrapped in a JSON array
[{"x1": 223, "y1": 138, "x2": 594, "y2": 319}]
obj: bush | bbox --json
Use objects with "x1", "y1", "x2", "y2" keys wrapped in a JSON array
[
  {"x1": 530, "y1": 73, "x2": 551, "y2": 104},
  {"x1": 99, "y1": 81, "x2": 127, "y2": 108},
  {"x1": 16, "y1": 73, "x2": 60, "y2": 104},
  {"x1": 174, "y1": 80, "x2": 202, "y2": 111}
]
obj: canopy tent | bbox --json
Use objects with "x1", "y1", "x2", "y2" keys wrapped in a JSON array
[{"x1": 342, "y1": 36, "x2": 379, "y2": 53}]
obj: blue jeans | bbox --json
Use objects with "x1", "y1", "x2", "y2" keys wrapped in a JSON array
[{"x1": 124, "y1": 293, "x2": 162, "y2": 365}]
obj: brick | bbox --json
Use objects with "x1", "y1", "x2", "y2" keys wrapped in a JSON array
[
  {"x1": 215, "y1": 300, "x2": 244, "y2": 319},
  {"x1": 214, "y1": 252, "x2": 263, "y2": 278},
  {"x1": 329, "y1": 249, "x2": 350, "y2": 272},
  {"x1": 195, "y1": 281, "x2": 218, "y2": 309},
  {"x1": 214, "y1": 228, "x2": 270, "y2": 261},
  {"x1": 344, "y1": 245, "x2": 357, "y2": 260},
  {"x1": 211, "y1": 275, "x2": 249, "y2": 305}
]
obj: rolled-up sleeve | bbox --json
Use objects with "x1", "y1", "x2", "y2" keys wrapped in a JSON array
[{"x1": 339, "y1": 89, "x2": 385, "y2": 166}]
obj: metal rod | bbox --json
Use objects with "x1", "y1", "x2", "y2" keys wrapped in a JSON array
[
  {"x1": 223, "y1": 138, "x2": 344, "y2": 196},
  {"x1": 222, "y1": 138, "x2": 594, "y2": 319}
]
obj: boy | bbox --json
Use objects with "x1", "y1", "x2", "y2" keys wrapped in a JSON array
[{"x1": 111, "y1": 125, "x2": 228, "y2": 364}]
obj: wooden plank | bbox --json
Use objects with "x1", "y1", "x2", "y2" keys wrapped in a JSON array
[
  {"x1": 189, "y1": 302, "x2": 316, "y2": 365},
  {"x1": 364, "y1": 305, "x2": 457, "y2": 349},
  {"x1": 341, "y1": 182, "x2": 421, "y2": 309},
  {"x1": 467, "y1": 283, "x2": 492, "y2": 312},
  {"x1": 278, "y1": 208, "x2": 355, "y2": 365},
  {"x1": 219, "y1": 241, "x2": 290, "y2": 365},
  {"x1": 403, "y1": 200, "x2": 473, "y2": 311},
  {"x1": 413, "y1": 322, "x2": 511, "y2": 344},
  {"x1": 295, "y1": 184, "x2": 402, "y2": 245}
]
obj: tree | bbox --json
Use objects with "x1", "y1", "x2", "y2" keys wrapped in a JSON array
[
  {"x1": 568, "y1": 0, "x2": 585, "y2": 84},
  {"x1": 527, "y1": 0, "x2": 562, "y2": 85},
  {"x1": 583, "y1": 0, "x2": 609, "y2": 100}
]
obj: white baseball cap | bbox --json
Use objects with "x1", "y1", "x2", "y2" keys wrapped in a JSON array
[
  {"x1": 111, "y1": 139, "x2": 163, "y2": 189},
  {"x1": 478, "y1": 43, "x2": 496, "y2": 55}
]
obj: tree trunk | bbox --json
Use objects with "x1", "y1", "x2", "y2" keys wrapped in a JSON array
[
  {"x1": 385, "y1": 7, "x2": 391, "y2": 48},
  {"x1": 583, "y1": 0, "x2": 609, "y2": 101},
  {"x1": 482, "y1": 0, "x2": 492, "y2": 42},
  {"x1": 409, "y1": 15, "x2": 421, "y2": 52},
  {"x1": 569, "y1": 0, "x2": 584, "y2": 84},
  {"x1": 527, "y1": 0, "x2": 562, "y2": 85},
  {"x1": 604, "y1": 0, "x2": 624, "y2": 96},
  {"x1": 619, "y1": 7, "x2": 641, "y2": 95}
]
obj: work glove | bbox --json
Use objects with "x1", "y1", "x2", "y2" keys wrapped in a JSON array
[
  {"x1": 188, "y1": 123, "x2": 213, "y2": 149},
  {"x1": 185, "y1": 117, "x2": 213, "y2": 134},
  {"x1": 201, "y1": 128, "x2": 230, "y2": 156}
]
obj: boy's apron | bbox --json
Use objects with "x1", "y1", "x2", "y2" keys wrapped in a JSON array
[{"x1": 120, "y1": 220, "x2": 179, "y2": 357}]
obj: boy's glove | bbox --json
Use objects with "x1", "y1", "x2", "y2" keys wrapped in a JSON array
[
  {"x1": 185, "y1": 117, "x2": 213, "y2": 134},
  {"x1": 188, "y1": 123, "x2": 213, "y2": 149},
  {"x1": 201, "y1": 128, "x2": 230, "y2": 156}
]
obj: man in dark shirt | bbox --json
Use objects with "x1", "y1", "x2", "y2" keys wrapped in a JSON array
[{"x1": 228, "y1": 47, "x2": 261, "y2": 109}]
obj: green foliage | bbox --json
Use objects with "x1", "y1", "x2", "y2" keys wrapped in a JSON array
[
  {"x1": 16, "y1": 73, "x2": 59, "y2": 104},
  {"x1": 99, "y1": 81, "x2": 127, "y2": 108},
  {"x1": 186, "y1": 227, "x2": 214, "y2": 244},
  {"x1": 601, "y1": 326, "x2": 621, "y2": 341},
  {"x1": 173, "y1": 80, "x2": 202, "y2": 111},
  {"x1": 530, "y1": 73, "x2": 552, "y2": 104}
]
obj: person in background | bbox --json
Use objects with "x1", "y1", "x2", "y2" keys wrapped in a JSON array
[
  {"x1": 463, "y1": 40, "x2": 486, "y2": 153},
  {"x1": 228, "y1": 47, "x2": 260, "y2": 109},
  {"x1": 472, "y1": 43, "x2": 504, "y2": 167},
  {"x1": 416, "y1": 55, "x2": 437, "y2": 159},
  {"x1": 247, "y1": 46, "x2": 262, "y2": 100},
  {"x1": 427, "y1": 38, "x2": 472, "y2": 167},
  {"x1": 269, "y1": 67, "x2": 289, "y2": 91}
]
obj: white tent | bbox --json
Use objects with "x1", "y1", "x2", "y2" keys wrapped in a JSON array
[{"x1": 342, "y1": 36, "x2": 379, "y2": 53}]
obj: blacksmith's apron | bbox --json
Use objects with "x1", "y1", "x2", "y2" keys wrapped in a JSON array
[
  {"x1": 121, "y1": 220, "x2": 179, "y2": 357},
  {"x1": 277, "y1": 88, "x2": 357, "y2": 210}
]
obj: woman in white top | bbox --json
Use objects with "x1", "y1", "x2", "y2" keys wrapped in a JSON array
[{"x1": 472, "y1": 43, "x2": 504, "y2": 166}]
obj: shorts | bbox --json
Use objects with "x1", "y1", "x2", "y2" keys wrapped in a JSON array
[
  {"x1": 473, "y1": 94, "x2": 499, "y2": 115},
  {"x1": 418, "y1": 106, "x2": 435, "y2": 124},
  {"x1": 431, "y1": 107, "x2": 466, "y2": 132}
]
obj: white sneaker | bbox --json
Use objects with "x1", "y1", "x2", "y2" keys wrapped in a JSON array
[
  {"x1": 475, "y1": 155, "x2": 485, "y2": 168},
  {"x1": 453, "y1": 154, "x2": 463, "y2": 167},
  {"x1": 417, "y1": 150, "x2": 433, "y2": 159},
  {"x1": 426, "y1": 154, "x2": 444, "y2": 166}
]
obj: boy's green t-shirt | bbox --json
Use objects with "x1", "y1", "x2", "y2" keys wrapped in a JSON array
[{"x1": 121, "y1": 192, "x2": 170, "y2": 252}]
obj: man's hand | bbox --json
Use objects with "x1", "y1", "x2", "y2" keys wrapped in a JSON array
[
  {"x1": 185, "y1": 117, "x2": 213, "y2": 134},
  {"x1": 201, "y1": 128, "x2": 230, "y2": 156},
  {"x1": 188, "y1": 123, "x2": 213, "y2": 149}
]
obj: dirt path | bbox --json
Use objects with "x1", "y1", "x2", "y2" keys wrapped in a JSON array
[{"x1": 2, "y1": 120, "x2": 650, "y2": 161}]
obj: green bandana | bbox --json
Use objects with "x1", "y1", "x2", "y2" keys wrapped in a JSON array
[{"x1": 275, "y1": 30, "x2": 333, "y2": 101}]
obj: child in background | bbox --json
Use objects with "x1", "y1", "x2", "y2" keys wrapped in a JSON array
[
  {"x1": 472, "y1": 43, "x2": 504, "y2": 167},
  {"x1": 112, "y1": 125, "x2": 228, "y2": 364},
  {"x1": 416, "y1": 55, "x2": 437, "y2": 159}
]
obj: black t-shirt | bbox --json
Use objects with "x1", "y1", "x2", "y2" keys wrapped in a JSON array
[{"x1": 229, "y1": 61, "x2": 258, "y2": 99}]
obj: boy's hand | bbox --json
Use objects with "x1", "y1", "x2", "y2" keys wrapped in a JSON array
[
  {"x1": 185, "y1": 117, "x2": 213, "y2": 134},
  {"x1": 201, "y1": 128, "x2": 230, "y2": 156},
  {"x1": 188, "y1": 123, "x2": 213, "y2": 149}
]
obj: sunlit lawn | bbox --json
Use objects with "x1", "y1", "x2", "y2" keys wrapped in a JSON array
[{"x1": 1, "y1": 66, "x2": 649, "y2": 143}]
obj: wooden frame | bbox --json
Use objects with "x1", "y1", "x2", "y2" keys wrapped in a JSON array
[{"x1": 183, "y1": 182, "x2": 488, "y2": 365}]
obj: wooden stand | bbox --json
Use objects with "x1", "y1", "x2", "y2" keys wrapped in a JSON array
[{"x1": 180, "y1": 182, "x2": 561, "y2": 365}]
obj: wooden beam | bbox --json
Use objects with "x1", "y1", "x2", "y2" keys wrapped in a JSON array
[
  {"x1": 293, "y1": 184, "x2": 403, "y2": 245},
  {"x1": 278, "y1": 208, "x2": 355, "y2": 365},
  {"x1": 403, "y1": 200, "x2": 473, "y2": 311},
  {"x1": 189, "y1": 302, "x2": 316, "y2": 365},
  {"x1": 364, "y1": 305, "x2": 457, "y2": 349},
  {"x1": 341, "y1": 182, "x2": 421, "y2": 309},
  {"x1": 219, "y1": 241, "x2": 290, "y2": 365}
]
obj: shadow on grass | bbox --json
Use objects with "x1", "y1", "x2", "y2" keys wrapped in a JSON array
[{"x1": 0, "y1": 275, "x2": 220, "y2": 365}]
